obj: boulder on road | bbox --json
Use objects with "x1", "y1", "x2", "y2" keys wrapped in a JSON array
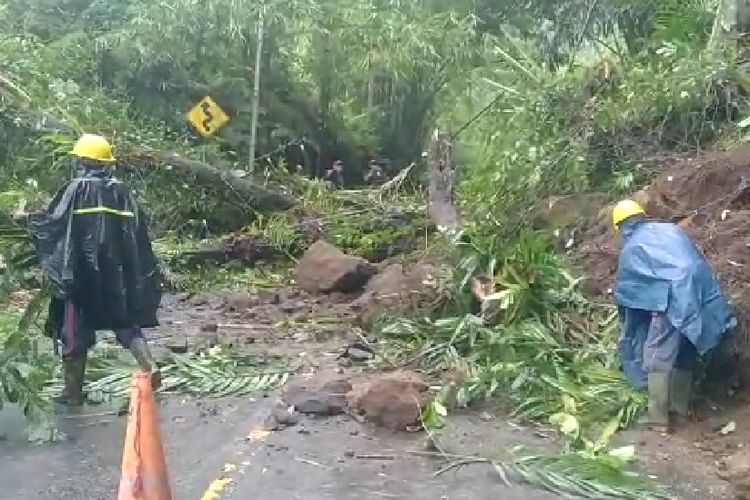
[
  {"x1": 282, "y1": 378, "x2": 353, "y2": 416},
  {"x1": 352, "y1": 263, "x2": 442, "y2": 330},
  {"x1": 294, "y1": 241, "x2": 376, "y2": 294},
  {"x1": 262, "y1": 401, "x2": 301, "y2": 430},
  {"x1": 347, "y1": 370, "x2": 431, "y2": 430}
]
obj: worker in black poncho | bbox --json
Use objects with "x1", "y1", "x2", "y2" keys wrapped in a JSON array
[{"x1": 30, "y1": 134, "x2": 162, "y2": 405}]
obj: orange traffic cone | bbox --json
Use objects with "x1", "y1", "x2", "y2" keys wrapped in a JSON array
[{"x1": 118, "y1": 371, "x2": 172, "y2": 500}]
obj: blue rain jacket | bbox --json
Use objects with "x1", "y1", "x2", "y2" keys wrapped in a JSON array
[
  {"x1": 614, "y1": 218, "x2": 735, "y2": 387},
  {"x1": 618, "y1": 308, "x2": 650, "y2": 388}
]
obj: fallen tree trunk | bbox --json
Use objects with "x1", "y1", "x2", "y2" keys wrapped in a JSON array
[
  {"x1": 121, "y1": 151, "x2": 297, "y2": 211},
  {"x1": 170, "y1": 234, "x2": 284, "y2": 268},
  {"x1": 167, "y1": 209, "x2": 430, "y2": 269},
  {"x1": 1, "y1": 100, "x2": 297, "y2": 212}
]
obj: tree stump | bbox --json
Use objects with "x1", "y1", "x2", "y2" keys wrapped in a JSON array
[{"x1": 427, "y1": 128, "x2": 460, "y2": 232}]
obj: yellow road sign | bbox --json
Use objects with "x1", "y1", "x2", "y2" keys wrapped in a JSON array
[{"x1": 187, "y1": 96, "x2": 229, "y2": 137}]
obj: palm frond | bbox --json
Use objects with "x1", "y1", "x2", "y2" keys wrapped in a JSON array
[
  {"x1": 436, "y1": 451, "x2": 668, "y2": 500},
  {"x1": 0, "y1": 291, "x2": 55, "y2": 421},
  {"x1": 60, "y1": 346, "x2": 293, "y2": 407},
  {"x1": 378, "y1": 230, "x2": 646, "y2": 458},
  {"x1": 494, "y1": 458, "x2": 668, "y2": 500}
]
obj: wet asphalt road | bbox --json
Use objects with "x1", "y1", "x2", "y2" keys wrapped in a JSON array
[
  {"x1": 0, "y1": 392, "x2": 740, "y2": 499},
  {"x1": 0, "y1": 292, "x2": 734, "y2": 499},
  {"x1": 0, "y1": 396, "x2": 559, "y2": 500}
]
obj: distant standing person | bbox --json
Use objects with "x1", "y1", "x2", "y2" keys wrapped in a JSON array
[
  {"x1": 31, "y1": 133, "x2": 163, "y2": 405},
  {"x1": 611, "y1": 199, "x2": 736, "y2": 432},
  {"x1": 324, "y1": 160, "x2": 345, "y2": 189},
  {"x1": 364, "y1": 159, "x2": 386, "y2": 185}
]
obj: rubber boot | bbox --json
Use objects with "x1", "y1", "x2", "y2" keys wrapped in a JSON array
[
  {"x1": 638, "y1": 371, "x2": 669, "y2": 432},
  {"x1": 669, "y1": 369, "x2": 692, "y2": 427},
  {"x1": 129, "y1": 338, "x2": 161, "y2": 390},
  {"x1": 53, "y1": 355, "x2": 87, "y2": 406}
]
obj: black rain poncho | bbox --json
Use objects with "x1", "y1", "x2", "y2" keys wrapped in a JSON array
[{"x1": 30, "y1": 166, "x2": 161, "y2": 331}]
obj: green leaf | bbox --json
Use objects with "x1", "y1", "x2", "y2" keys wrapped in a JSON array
[
  {"x1": 550, "y1": 412, "x2": 579, "y2": 437},
  {"x1": 608, "y1": 445, "x2": 636, "y2": 462},
  {"x1": 562, "y1": 394, "x2": 576, "y2": 414},
  {"x1": 433, "y1": 400, "x2": 448, "y2": 417}
]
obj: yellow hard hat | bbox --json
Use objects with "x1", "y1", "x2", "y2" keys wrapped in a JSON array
[
  {"x1": 612, "y1": 199, "x2": 645, "y2": 228},
  {"x1": 70, "y1": 134, "x2": 116, "y2": 163}
]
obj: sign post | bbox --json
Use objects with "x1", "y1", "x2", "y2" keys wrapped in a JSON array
[{"x1": 249, "y1": 10, "x2": 265, "y2": 175}]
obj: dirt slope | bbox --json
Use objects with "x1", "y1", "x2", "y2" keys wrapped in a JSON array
[{"x1": 577, "y1": 146, "x2": 750, "y2": 346}]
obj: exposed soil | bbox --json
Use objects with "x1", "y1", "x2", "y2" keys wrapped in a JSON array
[
  {"x1": 577, "y1": 145, "x2": 750, "y2": 344},
  {"x1": 159, "y1": 287, "x2": 362, "y2": 362}
]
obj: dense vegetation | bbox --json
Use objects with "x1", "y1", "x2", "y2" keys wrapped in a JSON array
[
  {"x1": 2, "y1": 0, "x2": 745, "y2": 219},
  {"x1": 2, "y1": 0, "x2": 749, "y2": 495}
]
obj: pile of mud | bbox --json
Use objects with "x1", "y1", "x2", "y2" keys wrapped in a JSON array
[{"x1": 577, "y1": 146, "x2": 750, "y2": 344}]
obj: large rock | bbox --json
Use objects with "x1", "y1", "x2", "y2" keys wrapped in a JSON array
[
  {"x1": 294, "y1": 241, "x2": 376, "y2": 294},
  {"x1": 347, "y1": 370, "x2": 431, "y2": 430},
  {"x1": 282, "y1": 378, "x2": 352, "y2": 416},
  {"x1": 352, "y1": 263, "x2": 442, "y2": 330},
  {"x1": 261, "y1": 401, "x2": 301, "y2": 430}
]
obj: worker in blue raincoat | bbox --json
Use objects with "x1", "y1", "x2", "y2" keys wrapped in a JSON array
[{"x1": 613, "y1": 200, "x2": 736, "y2": 431}]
